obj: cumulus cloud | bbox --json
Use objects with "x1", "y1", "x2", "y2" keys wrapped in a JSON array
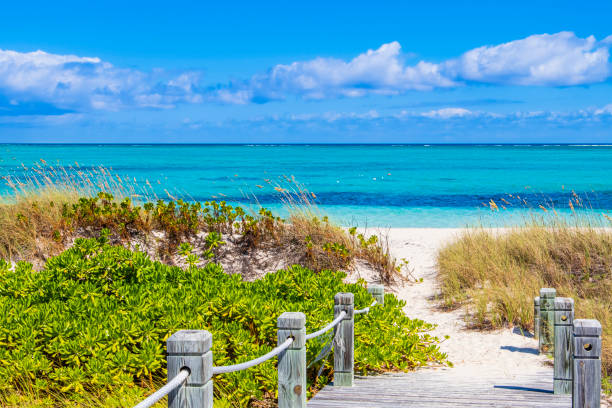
[
  {"x1": 1, "y1": 31, "x2": 611, "y2": 111},
  {"x1": 445, "y1": 32, "x2": 611, "y2": 86},
  {"x1": 214, "y1": 32, "x2": 611, "y2": 103},
  {"x1": 213, "y1": 41, "x2": 457, "y2": 103},
  {"x1": 0, "y1": 49, "x2": 202, "y2": 112}
]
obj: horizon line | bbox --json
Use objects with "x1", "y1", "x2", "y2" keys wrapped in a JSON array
[{"x1": 2, "y1": 143, "x2": 612, "y2": 147}]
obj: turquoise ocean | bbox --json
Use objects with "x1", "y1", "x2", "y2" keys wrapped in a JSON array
[{"x1": 1, "y1": 144, "x2": 611, "y2": 227}]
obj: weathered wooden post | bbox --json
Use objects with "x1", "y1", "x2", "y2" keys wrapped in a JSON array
[
  {"x1": 539, "y1": 288, "x2": 556, "y2": 354},
  {"x1": 554, "y1": 297, "x2": 574, "y2": 394},
  {"x1": 277, "y1": 312, "x2": 306, "y2": 408},
  {"x1": 167, "y1": 330, "x2": 213, "y2": 408},
  {"x1": 334, "y1": 292, "x2": 354, "y2": 386},
  {"x1": 572, "y1": 319, "x2": 602, "y2": 408},
  {"x1": 367, "y1": 284, "x2": 384, "y2": 306},
  {"x1": 534, "y1": 296, "x2": 540, "y2": 340}
]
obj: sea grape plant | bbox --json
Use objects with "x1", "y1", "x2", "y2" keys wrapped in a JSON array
[{"x1": 0, "y1": 237, "x2": 447, "y2": 406}]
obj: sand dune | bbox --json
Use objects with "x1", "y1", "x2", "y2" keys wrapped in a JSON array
[{"x1": 357, "y1": 228, "x2": 551, "y2": 378}]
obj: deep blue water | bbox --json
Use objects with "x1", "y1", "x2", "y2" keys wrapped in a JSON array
[{"x1": 1, "y1": 144, "x2": 611, "y2": 227}]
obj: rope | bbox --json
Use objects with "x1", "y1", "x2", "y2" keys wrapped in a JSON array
[
  {"x1": 135, "y1": 295, "x2": 381, "y2": 406},
  {"x1": 354, "y1": 299, "x2": 378, "y2": 315},
  {"x1": 305, "y1": 311, "x2": 346, "y2": 340},
  {"x1": 133, "y1": 368, "x2": 190, "y2": 408},
  {"x1": 212, "y1": 337, "x2": 294, "y2": 375}
]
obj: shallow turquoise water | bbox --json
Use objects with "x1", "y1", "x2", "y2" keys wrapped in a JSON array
[{"x1": 1, "y1": 144, "x2": 611, "y2": 227}]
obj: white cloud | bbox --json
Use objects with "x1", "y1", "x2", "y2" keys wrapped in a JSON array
[
  {"x1": 421, "y1": 107, "x2": 473, "y2": 119},
  {"x1": 445, "y1": 32, "x2": 611, "y2": 86},
  {"x1": 215, "y1": 41, "x2": 457, "y2": 102},
  {"x1": 595, "y1": 104, "x2": 612, "y2": 115},
  {"x1": 286, "y1": 109, "x2": 381, "y2": 122},
  {"x1": 0, "y1": 49, "x2": 202, "y2": 111},
  {"x1": 222, "y1": 104, "x2": 612, "y2": 127},
  {"x1": 215, "y1": 32, "x2": 611, "y2": 103},
  {"x1": 1, "y1": 31, "x2": 611, "y2": 111}
]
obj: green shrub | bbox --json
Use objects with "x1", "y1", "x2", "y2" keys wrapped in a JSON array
[
  {"x1": 0, "y1": 237, "x2": 446, "y2": 406},
  {"x1": 1, "y1": 187, "x2": 404, "y2": 283}
]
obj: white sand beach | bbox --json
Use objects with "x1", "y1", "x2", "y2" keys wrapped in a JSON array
[{"x1": 356, "y1": 228, "x2": 552, "y2": 379}]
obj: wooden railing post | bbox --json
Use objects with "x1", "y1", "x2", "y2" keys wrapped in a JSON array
[
  {"x1": 534, "y1": 296, "x2": 540, "y2": 340},
  {"x1": 277, "y1": 312, "x2": 306, "y2": 408},
  {"x1": 554, "y1": 297, "x2": 574, "y2": 394},
  {"x1": 167, "y1": 330, "x2": 213, "y2": 408},
  {"x1": 572, "y1": 319, "x2": 601, "y2": 408},
  {"x1": 539, "y1": 288, "x2": 556, "y2": 354},
  {"x1": 334, "y1": 292, "x2": 354, "y2": 386},
  {"x1": 367, "y1": 284, "x2": 384, "y2": 306}
]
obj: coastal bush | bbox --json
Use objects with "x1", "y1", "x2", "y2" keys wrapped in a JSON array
[
  {"x1": 1, "y1": 161, "x2": 405, "y2": 281},
  {"x1": 0, "y1": 236, "x2": 447, "y2": 407},
  {"x1": 437, "y1": 225, "x2": 611, "y2": 392},
  {"x1": 0, "y1": 186, "x2": 402, "y2": 282}
]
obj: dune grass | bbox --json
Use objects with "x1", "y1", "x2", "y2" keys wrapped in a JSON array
[
  {"x1": 0, "y1": 162, "x2": 403, "y2": 282},
  {"x1": 437, "y1": 218, "x2": 612, "y2": 392}
]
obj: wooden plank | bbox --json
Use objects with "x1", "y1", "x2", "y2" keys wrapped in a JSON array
[
  {"x1": 309, "y1": 369, "x2": 572, "y2": 407},
  {"x1": 278, "y1": 312, "x2": 307, "y2": 408},
  {"x1": 539, "y1": 288, "x2": 556, "y2": 354},
  {"x1": 367, "y1": 284, "x2": 384, "y2": 306},
  {"x1": 534, "y1": 296, "x2": 540, "y2": 340},
  {"x1": 167, "y1": 330, "x2": 213, "y2": 408},
  {"x1": 553, "y1": 297, "x2": 574, "y2": 394},
  {"x1": 333, "y1": 292, "x2": 354, "y2": 386},
  {"x1": 572, "y1": 319, "x2": 602, "y2": 408}
]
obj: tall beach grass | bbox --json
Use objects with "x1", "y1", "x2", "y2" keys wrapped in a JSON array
[
  {"x1": 437, "y1": 205, "x2": 612, "y2": 392},
  {"x1": 0, "y1": 161, "x2": 402, "y2": 283}
]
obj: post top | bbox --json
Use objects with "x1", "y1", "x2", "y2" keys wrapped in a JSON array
[
  {"x1": 573, "y1": 319, "x2": 602, "y2": 336},
  {"x1": 540, "y1": 288, "x2": 556, "y2": 297},
  {"x1": 534, "y1": 296, "x2": 540, "y2": 304},
  {"x1": 167, "y1": 330, "x2": 212, "y2": 354},
  {"x1": 554, "y1": 297, "x2": 574, "y2": 309},
  {"x1": 277, "y1": 312, "x2": 306, "y2": 329},
  {"x1": 334, "y1": 292, "x2": 354, "y2": 305},
  {"x1": 368, "y1": 284, "x2": 384, "y2": 293}
]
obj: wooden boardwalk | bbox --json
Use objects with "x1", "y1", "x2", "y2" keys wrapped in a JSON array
[
  {"x1": 309, "y1": 368, "x2": 572, "y2": 407},
  {"x1": 135, "y1": 286, "x2": 603, "y2": 408}
]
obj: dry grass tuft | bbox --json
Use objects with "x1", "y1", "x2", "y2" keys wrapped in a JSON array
[
  {"x1": 437, "y1": 222, "x2": 612, "y2": 391},
  {"x1": 0, "y1": 188, "x2": 76, "y2": 263},
  {"x1": 271, "y1": 177, "x2": 402, "y2": 282},
  {"x1": 0, "y1": 161, "x2": 157, "y2": 265},
  {"x1": 0, "y1": 164, "x2": 402, "y2": 283}
]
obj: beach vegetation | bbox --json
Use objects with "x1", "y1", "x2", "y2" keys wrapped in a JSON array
[
  {"x1": 0, "y1": 235, "x2": 447, "y2": 407},
  {"x1": 0, "y1": 163, "x2": 403, "y2": 283},
  {"x1": 437, "y1": 213, "x2": 612, "y2": 392}
]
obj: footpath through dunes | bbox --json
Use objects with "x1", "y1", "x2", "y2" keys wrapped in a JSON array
[
  {"x1": 321, "y1": 227, "x2": 607, "y2": 408},
  {"x1": 353, "y1": 228, "x2": 552, "y2": 380},
  {"x1": 382, "y1": 228, "x2": 552, "y2": 378}
]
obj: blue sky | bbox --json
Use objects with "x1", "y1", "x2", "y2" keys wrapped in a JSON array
[{"x1": 1, "y1": 0, "x2": 612, "y2": 143}]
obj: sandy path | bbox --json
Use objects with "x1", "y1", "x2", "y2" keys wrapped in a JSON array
[{"x1": 363, "y1": 228, "x2": 551, "y2": 379}]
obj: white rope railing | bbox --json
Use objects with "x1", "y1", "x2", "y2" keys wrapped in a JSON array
[
  {"x1": 133, "y1": 368, "x2": 190, "y2": 408},
  {"x1": 133, "y1": 287, "x2": 384, "y2": 408},
  {"x1": 354, "y1": 300, "x2": 378, "y2": 315},
  {"x1": 211, "y1": 337, "x2": 294, "y2": 375},
  {"x1": 305, "y1": 310, "x2": 346, "y2": 340}
]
